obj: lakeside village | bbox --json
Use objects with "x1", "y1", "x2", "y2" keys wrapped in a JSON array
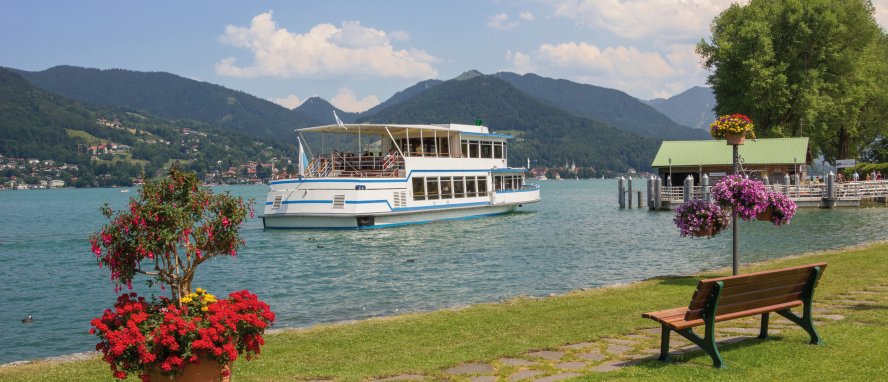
[{"x1": 1, "y1": 118, "x2": 631, "y2": 190}]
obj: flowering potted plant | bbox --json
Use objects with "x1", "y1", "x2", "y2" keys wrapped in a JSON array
[
  {"x1": 673, "y1": 199, "x2": 731, "y2": 238},
  {"x1": 89, "y1": 167, "x2": 275, "y2": 381},
  {"x1": 759, "y1": 191, "x2": 797, "y2": 226},
  {"x1": 711, "y1": 175, "x2": 769, "y2": 220},
  {"x1": 710, "y1": 114, "x2": 755, "y2": 145}
]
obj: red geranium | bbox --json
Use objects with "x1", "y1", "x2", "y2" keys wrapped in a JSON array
[{"x1": 89, "y1": 167, "x2": 274, "y2": 380}]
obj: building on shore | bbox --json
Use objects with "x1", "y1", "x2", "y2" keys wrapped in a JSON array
[{"x1": 651, "y1": 137, "x2": 810, "y2": 186}]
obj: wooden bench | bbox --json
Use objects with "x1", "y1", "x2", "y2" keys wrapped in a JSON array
[{"x1": 642, "y1": 263, "x2": 827, "y2": 368}]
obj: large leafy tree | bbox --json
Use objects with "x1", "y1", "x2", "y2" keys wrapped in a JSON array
[{"x1": 697, "y1": 0, "x2": 888, "y2": 161}]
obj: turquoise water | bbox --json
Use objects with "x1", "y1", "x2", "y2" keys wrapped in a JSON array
[{"x1": 2, "y1": 180, "x2": 888, "y2": 364}]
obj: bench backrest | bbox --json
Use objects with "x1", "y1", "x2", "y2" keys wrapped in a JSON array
[{"x1": 685, "y1": 263, "x2": 827, "y2": 321}]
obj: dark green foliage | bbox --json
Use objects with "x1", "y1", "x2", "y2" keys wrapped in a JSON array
[
  {"x1": 645, "y1": 86, "x2": 717, "y2": 130},
  {"x1": 494, "y1": 72, "x2": 710, "y2": 140},
  {"x1": 841, "y1": 162, "x2": 888, "y2": 180},
  {"x1": 358, "y1": 75, "x2": 661, "y2": 171},
  {"x1": 697, "y1": 0, "x2": 888, "y2": 161},
  {"x1": 0, "y1": 68, "x2": 295, "y2": 187},
  {"x1": 13, "y1": 65, "x2": 320, "y2": 144}
]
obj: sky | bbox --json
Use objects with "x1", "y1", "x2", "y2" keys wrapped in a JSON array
[{"x1": 3, "y1": 1, "x2": 888, "y2": 113}]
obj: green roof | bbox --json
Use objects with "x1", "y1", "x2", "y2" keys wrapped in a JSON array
[{"x1": 651, "y1": 137, "x2": 809, "y2": 167}]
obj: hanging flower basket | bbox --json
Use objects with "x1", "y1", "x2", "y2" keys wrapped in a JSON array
[
  {"x1": 762, "y1": 191, "x2": 797, "y2": 226},
  {"x1": 711, "y1": 175, "x2": 769, "y2": 220},
  {"x1": 673, "y1": 199, "x2": 730, "y2": 238},
  {"x1": 710, "y1": 114, "x2": 755, "y2": 144}
]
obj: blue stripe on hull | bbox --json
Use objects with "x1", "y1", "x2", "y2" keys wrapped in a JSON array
[{"x1": 262, "y1": 210, "x2": 512, "y2": 230}]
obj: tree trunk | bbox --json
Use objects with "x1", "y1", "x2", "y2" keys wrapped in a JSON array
[{"x1": 838, "y1": 127, "x2": 851, "y2": 160}]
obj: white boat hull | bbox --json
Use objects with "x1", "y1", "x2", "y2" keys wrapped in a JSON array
[{"x1": 262, "y1": 202, "x2": 528, "y2": 229}]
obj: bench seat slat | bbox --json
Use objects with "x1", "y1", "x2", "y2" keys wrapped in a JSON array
[{"x1": 686, "y1": 291, "x2": 804, "y2": 320}]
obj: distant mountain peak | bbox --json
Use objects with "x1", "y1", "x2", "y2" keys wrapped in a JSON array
[{"x1": 452, "y1": 70, "x2": 484, "y2": 81}]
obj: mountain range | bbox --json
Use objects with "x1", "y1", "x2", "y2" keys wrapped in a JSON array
[
  {"x1": 645, "y1": 86, "x2": 716, "y2": 131},
  {"x1": 4, "y1": 65, "x2": 714, "y2": 172}
]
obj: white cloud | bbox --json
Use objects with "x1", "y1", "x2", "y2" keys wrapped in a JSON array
[
  {"x1": 330, "y1": 88, "x2": 380, "y2": 113},
  {"x1": 875, "y1": 0, "x2": 888, "y2": 30},
  {"x1": 551, "y1": 0, "x2": 740, "y2": 40},
  {"x1": 487, "y1": 13, "x2": 519, "y2": 30},
  {"x1": 519, "y1": 11, "x2": 536, "y2": 21},
  {"x1": 272, "y1": 94, "x2": 303, "y2": 109},
  {"x1": 216, "y1": 12, "x2": 438, "y2": 80},
  {"x1": 505, "y1": 42, "x2": 708, "y2": 99}
]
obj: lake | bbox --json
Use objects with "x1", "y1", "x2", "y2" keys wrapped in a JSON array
[{"x1": 2, "y1": 180, "x2": 887, "y2": 364}]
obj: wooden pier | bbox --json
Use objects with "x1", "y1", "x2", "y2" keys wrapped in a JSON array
[{"x1": 617, "y1": 175, "x2": 888, "y2": 210}]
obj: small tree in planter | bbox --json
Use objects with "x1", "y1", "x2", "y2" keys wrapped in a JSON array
[{"x1": 89, "y1": 167, "x2": 275, "y2": 381}]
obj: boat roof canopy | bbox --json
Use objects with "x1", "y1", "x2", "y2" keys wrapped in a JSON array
[{"x1": 297, "y1": 123, "x2": 511, "y2": 139}]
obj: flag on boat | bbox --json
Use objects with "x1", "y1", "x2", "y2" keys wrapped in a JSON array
[
  {"x1": 333, "y1": 110, "x2": 346, "y2": 129},
  {"x1": 298, "y1": 136, "x2": 309, "y2": 177}
]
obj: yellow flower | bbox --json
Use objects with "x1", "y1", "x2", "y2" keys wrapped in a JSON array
[
  {"x1": 181, "y1": 297, "x2": 193, "y2": 304},
  {"x1": 201, "y1": 306, "x2": 209, "y2": 312},
  {"x1": 196, "y1": 287, "x2": 205, "y2": 294}
]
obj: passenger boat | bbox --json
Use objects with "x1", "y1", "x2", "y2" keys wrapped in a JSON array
[{"x1": 261, "y1": 122, "x2": 541, "y2": 229}]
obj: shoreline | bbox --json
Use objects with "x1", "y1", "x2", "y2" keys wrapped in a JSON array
[{"x1": 6, "y1": 239, "x2": 886, "y2": 369}]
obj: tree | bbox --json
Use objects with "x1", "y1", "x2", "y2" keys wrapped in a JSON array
[
  {"x1": 90, "y1": 166, "x2": 252, "y2": 302},
  {"x1": 697, "y1": 0, "x2": 888, "y2": 161}
]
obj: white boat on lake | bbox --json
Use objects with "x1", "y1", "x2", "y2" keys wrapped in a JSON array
[{"x1": 261, "y1": 122, "x2": 540, "y2": 229}]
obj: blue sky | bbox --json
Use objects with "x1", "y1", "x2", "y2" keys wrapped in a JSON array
[{"x1": 3, "y1": 1, "x2": 888, "y2": 112}]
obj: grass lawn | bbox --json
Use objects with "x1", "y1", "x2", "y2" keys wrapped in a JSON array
[{"x1": 2, "y1": 242, "x2": 886, "y2": 381}]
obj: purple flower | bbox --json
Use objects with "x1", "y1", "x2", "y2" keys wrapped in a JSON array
[
  {"x1": 711, "y1": 175, "x2": 769, "y2": 220},
  {"x1": 673, "y1": 199, "x2": 731, "y2": 238},
  {"x1": 765, "y1": 191, "x2": 797, "y2": 226}
]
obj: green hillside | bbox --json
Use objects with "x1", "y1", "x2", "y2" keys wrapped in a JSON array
[
  {"x1": 357, "y1": 75, "x2": 660, "y2": 172},
  {"x1": 494, "y1": 72, "x2": 710, "y2": 140},
  {"x1": 0, "y1": 68, "x2": 295, "y2": 187},
  {"x1": 645, "y1": 86, "x2": 716, "y2": 130},
  {"x1": 12, "y1": 65, "x2": 318, "y2": 144}
]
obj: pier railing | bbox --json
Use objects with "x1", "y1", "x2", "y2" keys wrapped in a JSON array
[{"x1": 619, "y1": 176, "x2": 888, "y2": 210}]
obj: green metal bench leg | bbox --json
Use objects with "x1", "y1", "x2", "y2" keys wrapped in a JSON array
[
  {"x1": 674, "y1": 280, "x2": 725, "y2": 368},
  {"x1": 659, "y1": 324, "x2": 671, "y2": 361},
  {"x1": 776, "y1": 266, "x2": 824, "y2": 345},
  {"x1": 759, "y1": 312, "x2": 770, "y2": 339}
]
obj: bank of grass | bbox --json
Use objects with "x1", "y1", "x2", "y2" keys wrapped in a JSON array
[{"x1": 2, "y1": 242, "x2": 886, "y2": 381}]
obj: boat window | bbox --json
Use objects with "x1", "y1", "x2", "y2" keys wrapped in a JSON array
[
  {"x1": 454, "y1": 176, "x2": 465, "y2": 198},
  {"x1": 426, "y1": 177, "x2": 440, "y2": 200},
  {"x1": 438, "y1": 137, "x2": 450, "y2": 157},
  {"x1": 494, "y1": 142, "x2": 503, "y2": 159},
  {"x1": 494, "y1": 176, "x2": 503, "y2": 190},
  {"x1": 441, "y1": 177, "x2": 453, "y2": 199},
  {"x1": 517, "y1": 176, "x2": 523, "y2": 189},
  {"x1": 461, "y1": 140, "x2": 468, "y2": 158},
  {"x1": 477, "y1": 177, "x2": 488, "y2": 196},
  {"x1": 466, "y1": 176, "x2": 477, "y2": 197},
  {"x1": 505, "y1": 176, "x2": 514, "y2": 190},
  {"x1": 469, "y1": 140, "x2": 480, "y2": 158},
  {"x1": 412, "y1": 177, "x2": 425, "y2": 200},
  {"x1": 481, "y1": 141, "x2": 493, "y2": 158}
]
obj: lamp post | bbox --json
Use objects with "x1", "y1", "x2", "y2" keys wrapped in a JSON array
[
  {"x1": 732, "y1": 143, "x2": 739, "y2": 276},
  {"x1": 668, "y1": 158, "x2": 672, "y2": 187}
]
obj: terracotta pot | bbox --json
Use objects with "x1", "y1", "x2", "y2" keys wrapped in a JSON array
[
  {"x1": 725, "y1": 133, "x2": 745, "y2": 145},
  {"x1": 694, "y1": 227, "x2": 714, "y2": 237},
  {"x1": 148, "y1": 359, "x2": 231, "y2": 382},
  {"x1": 757, "y1": 206, "x2": 774, "y2": 222}
]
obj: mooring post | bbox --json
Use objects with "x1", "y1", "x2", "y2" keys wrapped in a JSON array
[
  {"x1": 683, "y1": 175, "x2": 693, "y2": 203},
  {"x1": 647, "y1": 175, "x2": 656, "y2": 210},
  {"x1": 618, "y1": 176, "x2": 626, "y2": 208},
  {"x1": 824, "y1": 171, "x2": 836, "y2": 208},
  {"x1": 628, "y1": 176, "x2": 633, "y2": 208},
  {"x1": 702, "y1": 173, "x2": 710, "y2": 202},
  {"x1": 638, "y1": 190, "x2": 643, "y2": 208},
  {"x1": 654, "y1": 176, "x2": 663, "y2": 210},
  {"x1": 762, "y1": 174, "x2": 770, "y2": 185},
  {"x1": 794, "y1": 173, "x2": 801, "y2": 197},
  {"x1": 784, "y1": 173, "x2": 791, "y2": 196}
]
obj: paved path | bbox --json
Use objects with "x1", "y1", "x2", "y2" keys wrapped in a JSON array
[{"x1": 368, "y1": 282, "x2": 886, "y2": 381}]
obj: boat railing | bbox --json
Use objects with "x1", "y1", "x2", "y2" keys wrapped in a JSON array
[{"x1": 309, "y1": 152, "x2": 405, "y2": 178}]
